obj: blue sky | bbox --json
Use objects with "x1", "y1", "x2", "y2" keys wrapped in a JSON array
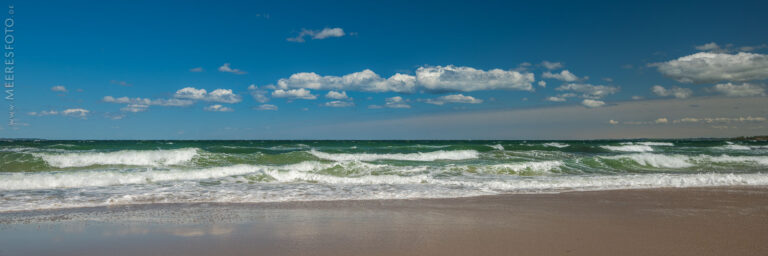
[{"x1": 2, "y1": 0, "x2": 768, "y2": 139}]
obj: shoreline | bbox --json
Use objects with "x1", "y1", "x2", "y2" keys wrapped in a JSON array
[
  {"x1": 2, "y1": 186, "x2": 768, "y2": 255},
  {"x1": 0, "y1": 184, "x2": 764, "y2": 217}
]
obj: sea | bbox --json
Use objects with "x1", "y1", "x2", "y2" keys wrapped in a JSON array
[{"x1": 1, "y1": 139, "x2": 767, "y2": 212}]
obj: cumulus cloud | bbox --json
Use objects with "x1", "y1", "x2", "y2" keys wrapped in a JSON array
[
  {"x1": 619, "y1": 116, "x2": 767, "y2": 125},
  {"x1": 103, "y1": 96, "x2": 195, "y2": 107},
  {"x1": 415, "y1": 65, "x2": 534, "y2": 92},
  {"x1": 651, "y1": 85, "x2": 693, "y2": 99},
  {"x1": 382, "y1": 96, "x2": 410, "y2": 109},
  {"x1": 711, "y1": 82, "x2": 766, "y2": 97},
  {"x1": 51, "y1": 85, "x2": 67, "y2": 92},
  {"x1": 121, "y1": 104, "x2": 149, "y2": 113},
  {"x1": 541, "y1": 61, "x2": 563, "y2": 70},
  {"x1": 542, "y1": 70, "x2": 581, "y2": 82},
  {"x1": 423, "y1": 94, "x2": 483, "y2": 105},
  {"x1": 204, "y1": 104, "x2": 234, "y2": 112},
  {"x1": 248, "y1": 85, "x2": 270, "y2": 103},
  {"x1": 694, "y1": 42, "x2": 725, "y2": 52},
  {"x1": 277, "y1": 70, "x2": 416, "y2": 93},
  {"x1": 218, "y1": 63, "x2": 246, "y2": 74},
  {"x1": 655, "y1": 52, "x2": 768, "y2": 83},
  {"x1": 272, "y1": 88, "x2": 317, "y2": 100},
  {"x1": 254, "y1": 104, "x2": 278, "y2": 111},
  {"x1": 174, "y1": 87, "x2": 242, "y2": 103},
  {"x1": 537, "y1": 80, "x2": 546, "y2": 87},
  {"x1": 324, "y1": 100, "x2": 355, "y2": 107},
  {"x1": 556, "y1": 83, "x2": 618, "y2": 99},
  {"x1": 287, "y1": 27, "x2": 346, "y2": 42},
  {"x1": 103, "y1": 96, "x2": 195, "y2": 113},
  {"x1": 189, "y1": 67, "x2": 204, "y2": 72},
  {"x1": 29, "y1": 108, "x2": 90, "y2": 119},
  {"x1": 325, "y1": 91, "x2": 349, "y2": 100},
  {"x1": 581, "y1": 99, "x2": 605, "y2": 108},
  {"x1": 274, "y1": 65, "x2": 535, "y2": 93},
  {"x1": 546, "y1": 96, "x2": 567, "y2": 102},
  {"x1": 694, "y1": 42, "x2": 768, "y2": 53}
]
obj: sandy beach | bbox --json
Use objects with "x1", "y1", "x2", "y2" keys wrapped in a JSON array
[{"x1": 1, "y1": 186, "x2": 767, "y2": 256}]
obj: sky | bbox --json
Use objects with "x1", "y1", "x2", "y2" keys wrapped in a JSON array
[{"x1": 1, "y1": 0, "x2": 767, "y2": 139}]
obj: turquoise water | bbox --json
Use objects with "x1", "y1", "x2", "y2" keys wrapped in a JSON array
[{"x1": 1, "y1": 140, "x2": 767, "y2": 212}]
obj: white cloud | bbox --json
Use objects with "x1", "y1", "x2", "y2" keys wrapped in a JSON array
[
  {"x1": 546, "y1": 96, "x2": 566, "y2": 102},
  {"x1": 542, "y1": 70, "x2": 580, "y2": 82},
  {"x1": 121, "y1": 104, "x2": 149, "y2": 113},
  {"x1": 274, "y1": 65, "x2": 535, "y2": 93},
  {"x1": 314, "y1": 27, "x2": 345, "y2": 39},
  {"x1": 581, "y1": 99, "x2": 605, "y2": 108},
  {"x1": 694, "y1": 42, "x2": 723, "y2": 52},
  {"x1": 711, "y1": 82, "x2": 766, "y2": 97},
  {"x1": 103, "y1": 96, "x2": 195, "y2": 107},
  {"x1": 287, "y1": 27, "x2": 346, "y2": 42},
  {"x1": 103, "y1": 96, "x2": 194, "y2": 113},
  {"x1": 325, "y1": 91, "x2": 349, "y2": 100},
  {"x1": 277, "y1": 70, "x2": 416, "y2": 93},
  {"x1": 541, "y1": 61, "x2": 563, "y2": 70},
  {"x1": 272, "y1": 88, "x2": 317, "y2": 100},
  {"x1": 207, "y1": 89, "x2": 242, "y2": 103},
  {"x1": 368, "y1": 105, "x2": 383, "y2": 109},
  {"x1": 324, "y1": 100, "x2": 355, "y2": 107},
  {"x1": 218, "y1": 63, "x2": 246, "y2": 74},
  {"x1": 631, "y1": 96, "x2": 644, "y2": 100},
  {"x1": 189, "y1": 67, "x2": 204, "y2": 72},
  {"x1": 655, "y1": 52, "x2": 768, "y2": 83},
  {"x1": 174, "y1": 87, "x2": 207, "y2": 100},
  {"x1": 248, "y1": 84, "x2": 270, "y2": 103},
  {"x1": 556, "y1": 83, "x2": 618, "y2": 99},
  {"x1": 424, "y1": 94, "x2": 483, "y2": 105},
  {"x1": 620, "y1": 116, "x2": 768, "y2": 125},
  {"x1": 174, "y1": 87, "x2": 242, "y2": 103},
  {"x1": 51, "y1": 85, "x2": 67, "y2": 92},
  {"x1": 62, "y1": 108, "x2": 89, "y2": 118},
  {"x1": 204, "y1": 104, "x2": 234, "y2": 112},
  {"x1": 694, "y1": 42, "x2": 768, "y2": 53},
  {"x1": 415, "y1": 65, "x2": 534, "y2": 92},
  {"x1": 384, "y1": 96, "x2": 410, "y2": 109},
  {"x1": 651, "y1": 85, "x2": 693, "y2": 99},
  {"x1": 31, "y1": 108, "x2": 90, "y2": 119},
  {"x1": 254, "y1": 104, "x2": 278, "y2": 111},
  {"x1": 537, "y1": 80, "x2": 546, "y2": 87}
]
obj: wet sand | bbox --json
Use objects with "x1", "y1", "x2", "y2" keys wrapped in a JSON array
[{"x1": 1, "y1": 186, "x2": 768, "y2": 256}]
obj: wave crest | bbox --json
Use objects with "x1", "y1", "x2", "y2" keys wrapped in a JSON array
[
  {"x1": 34, "y1": 148, "x2": 199, "y2": 168},
  {"x1": 308, "y1": 149, "x2": 479, "y2": 161}
]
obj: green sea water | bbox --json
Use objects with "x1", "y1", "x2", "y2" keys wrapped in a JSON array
[{"x1": 1, "y1": 139, "x2": 767, "y2": 212}]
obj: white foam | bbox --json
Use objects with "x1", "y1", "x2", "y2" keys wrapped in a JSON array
[
  {"x1": 308, "y1": 149, "x2": 479, "y2": 162},
  {"x1": 705, "y1": 155, "x2": 768, "y2": 165},
  {"x1": 600, "y1": 145, "x2": 654, "y2": 152},
  {"x1": 602, "y1": 153, "x2": 694, "y2": 168},
  {"x1": 543, "y1": 142, "x2": 570, "y2": 148},
  {"x1": 34, "y1": 148, "x2": 199, "y2": 168},
  {"x1": 636, "y1": 142, "x2": 674, "y2": 146},
  {"x1": 0, "y1": 164, "x2": 265, "y2": 190},
  {"x1": 602, "y1": 154, "x2": 768, "y2": 168},
  {"x1": 489, "y1": 144, "x2": 505, "y2": 150},
  {"x1": 3, "y1": 172, "x2": 768, "y2": 212}
]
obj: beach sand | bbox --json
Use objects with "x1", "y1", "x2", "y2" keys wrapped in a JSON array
[{"x1": 1, "y1": 186, "x2": 767, "y2": 256}]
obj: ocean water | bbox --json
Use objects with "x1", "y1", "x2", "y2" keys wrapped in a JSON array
[{"x1": 1, "y1": 140, "x2": 767, "y2": 212}]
